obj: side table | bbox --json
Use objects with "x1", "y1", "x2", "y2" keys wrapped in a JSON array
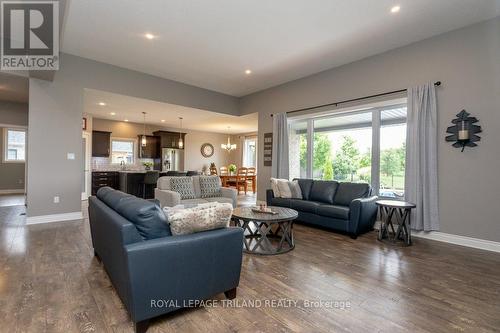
[{"x1": 376, "y1": 200, "x2": 416, "y2": 246}]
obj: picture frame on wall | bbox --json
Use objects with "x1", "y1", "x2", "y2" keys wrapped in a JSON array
[{"x1": 263, "y1": 132, "x2": 272, "y2": 166}]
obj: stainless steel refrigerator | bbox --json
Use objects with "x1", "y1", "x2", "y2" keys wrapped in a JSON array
[{"x1": 161, "y1": 148, "x2": 184, "y2": 172}]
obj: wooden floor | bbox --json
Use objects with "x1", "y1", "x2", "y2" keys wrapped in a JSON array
[{"x1": 1, "y1": 200, "x2": 500, "y2": 333}]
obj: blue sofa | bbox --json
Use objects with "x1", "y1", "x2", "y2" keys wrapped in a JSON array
[
  {"x1": 267, "y1": 179, "x2": 378, "y2": 238},
  {"x1": 88, "y1": 187, "x2": 243, "y2": 333}
]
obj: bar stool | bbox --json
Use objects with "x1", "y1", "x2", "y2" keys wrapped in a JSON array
[{"x1": 141, "y1": 171, "x2": 159, "y2": 199}]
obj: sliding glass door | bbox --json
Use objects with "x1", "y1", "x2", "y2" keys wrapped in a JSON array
[{"x1": 288, "y1": 103, "x2": 407, "y2": 197}]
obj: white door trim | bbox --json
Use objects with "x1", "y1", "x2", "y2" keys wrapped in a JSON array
[{"x1": 82, "y1": 131, "x2": 91, "y2": 200}]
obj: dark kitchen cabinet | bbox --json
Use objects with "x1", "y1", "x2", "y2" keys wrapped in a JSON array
[
  {"x1": 91, "y1": 171, "x2": 118, "y2": 195},
  {"x1": 138, "y1": 135, "x2": 160, "y2": 158},
  {"x1": 92, "y1": 131, "x2": 111, "y2": 157},
  {"x1": 153, "y1": 130, "x2": 186, "y2": 149}
]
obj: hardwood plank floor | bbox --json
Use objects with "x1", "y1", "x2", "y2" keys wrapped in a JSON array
[{"x1": 1, "y1": 202, "x2": 499, "y2": 332}]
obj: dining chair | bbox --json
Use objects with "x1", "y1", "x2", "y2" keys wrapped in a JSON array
[
  {"x1": 220, "y1": 166, "x2": 229, "y2": 176},
  {"x1": 235, "y1": 167, "x2": 248, "y2": 194},
  {"x1": 246, "y1": 167, "x2": 256, "y2": 193}
]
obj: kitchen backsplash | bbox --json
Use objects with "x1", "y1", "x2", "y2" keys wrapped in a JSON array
[{"x1": 92, "y1": 157, "x2": 155, "y2": 171}]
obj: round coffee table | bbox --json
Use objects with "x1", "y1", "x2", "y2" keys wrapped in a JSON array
[{"x1": 231, "y1": 206, "x2": 298, "y2": 255}]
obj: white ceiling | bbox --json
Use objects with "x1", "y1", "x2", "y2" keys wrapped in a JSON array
[
  {"x1": 84, "y1": 89, "x2": 258, "y2": 134},
  {"x1": 62, "y1": 0, "x2": 500, "y2": 97}
]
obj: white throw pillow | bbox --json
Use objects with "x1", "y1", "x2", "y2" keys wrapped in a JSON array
[
  {"x1": 165, "y1": 202, "x2": 233, "y2": 236},
  {"x1": 289, "y1": 180, "x2": 303, "y2": 199},
  {"x1": 270, "y1": 178, "x2": 281, "y2": 197},
  {"x1": 276, "y1": 179, "x2": 292, "y2": 198}
]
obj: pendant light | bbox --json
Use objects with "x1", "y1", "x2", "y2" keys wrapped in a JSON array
[
  {"x1": 141, "y1": 112, "x2": 147, "y2": 147},
  {"x1": 221, "y1": 126, "x2": 236, "y2": 152},
  {"x1": 178, "y1": 117, "x2": 184, "y2": 149}
]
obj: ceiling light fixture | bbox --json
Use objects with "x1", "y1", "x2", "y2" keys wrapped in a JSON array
[
  {"x1": 390, "y1": 5, "x2": 400, "y2": 13},
  {"x1": 161, "y1": 119, "x2": 166, "y2": 122},
  {"x1": 245, "y1": 69, "x2": 252, "y2": 75},
  {"x1": 124, "y1": 119, "x2": 129, "y2": 122},
  {"x1": 98, "y1": 102, "x2": 106, "y2": 106},
  {"x1": 110, "y1": 112, "x2": 116, "y2": 116},
  {"x1": 141, "y1": 112, "x2": 147, "y2": 147},
  {"x1": 144, "y1": 33, "x2": 155, "y2": 40},
  {"x1": 178, "y1": 117, "x2": 184, "y2": 149},
  {"x1": 221, "y1": 127, "x2": 236, "y2": 152}
]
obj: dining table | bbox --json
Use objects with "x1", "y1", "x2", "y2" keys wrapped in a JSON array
[{"x1": 219, "y1": 174, "x2": 257, "y2": 193}]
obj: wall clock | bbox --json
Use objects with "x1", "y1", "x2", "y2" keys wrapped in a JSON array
[{"x1": 201, "y1": 143, "x2": 214, "y2": 157}]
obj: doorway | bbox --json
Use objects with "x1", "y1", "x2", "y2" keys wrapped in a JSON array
[{"x1": 0, "y1": 125, "x2": 27, "y2": 207}]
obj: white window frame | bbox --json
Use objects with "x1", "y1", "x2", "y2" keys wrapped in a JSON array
[
  {"x1": 110, "y1": 137, "x2": 137, "y2": 165},
  {"x1": 2, "y1": 127, "x2": 27, "y2": 163},
  {"x1": 288, "y1": 100, "x2": 407, "y2": 197}
]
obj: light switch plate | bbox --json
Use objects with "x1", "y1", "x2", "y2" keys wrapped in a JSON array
[{"x1": 67, "y1": 153, "x2": 75, "y2": 160}]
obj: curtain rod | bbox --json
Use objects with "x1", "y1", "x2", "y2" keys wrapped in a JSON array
[{"x1": 271, "y1": 81, "x2": 441, "y2": 117}]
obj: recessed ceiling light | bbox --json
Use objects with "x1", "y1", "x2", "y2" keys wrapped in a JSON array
[
  {"x1": 110, "y1": 112, "x2": 116, "y2": 116},
  {"x1": 124, "y1": 119, "x2": 129, "y2": 122},
  {"x1": 144, "y1": 33, "x2": 155, "y2": 40},
  {"x1": 391, "y1": 5, "x2": 400, "y2": 13},
  {"x1": 161, "y1": 119, "x2": 166, "y2": 122},
  {"x1": 98, "y1": 102, "x2": 106, "y2": 106},
  {"x1": 245, "y1": 69, "x2": 252, "y2": 75}
]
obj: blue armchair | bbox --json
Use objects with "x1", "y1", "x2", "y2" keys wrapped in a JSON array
[{"x1": 88, "y1": 188, "x2": 243, "y2": 333}]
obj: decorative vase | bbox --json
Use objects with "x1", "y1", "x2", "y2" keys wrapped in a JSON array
[{"x1": 145, "y1": 166, "x2": 151, "y2": 171}]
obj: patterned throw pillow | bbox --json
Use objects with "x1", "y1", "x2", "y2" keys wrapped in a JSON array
[
  {"x1": 169, "y1": 177, "x2": 196, "y2": 199},
  {"x1": 165, "y1": 203, "x2": 233, "y2": 236},
  {"x1": 199, "y1": 176, "x2": 222, "y2": 198}
]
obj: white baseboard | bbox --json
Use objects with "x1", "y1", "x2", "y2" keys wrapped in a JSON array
[
  {"x1": 26, "y1": 211, "x2": 83, "y2": 225},
  {"x1": 0, "y1": 189, "x2": 25, "y2": 194},
  {"x1": 374, "y1": 221, "x2": 500, "y2": 253},
  {"x1": 412, "y1": 231, "x2": 500, "y2": 253}
]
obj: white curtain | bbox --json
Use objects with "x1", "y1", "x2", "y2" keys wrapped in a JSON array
[
  {"x1": 405, "y1": 82, "x2": 439, "y2": 231},
  {"x1": 272, "y1": 112, "x2": 289, "y2": 179}
]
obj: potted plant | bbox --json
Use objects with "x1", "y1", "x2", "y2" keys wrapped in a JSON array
[
  {"x1": 143, "y1": 161, "x2": 154, "y2": 171},
  {"x1": 228, "y1": 164, "x2": 237, "y2": 175}
]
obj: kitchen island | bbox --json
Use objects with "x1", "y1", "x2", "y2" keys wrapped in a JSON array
[{"x1": 92, "y1": 170, "x2": 167, "y2": 198}]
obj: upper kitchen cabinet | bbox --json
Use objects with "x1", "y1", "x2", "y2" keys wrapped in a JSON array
[
  {"x1": 138, "y1": 135, "x2": 160, "y2": 158},
  {"x1": 153, "y1": 131, "x2": 186, "y2": 149},
  {"x1": 92, "y1": 131, "x2": 111, "y2": 157}
]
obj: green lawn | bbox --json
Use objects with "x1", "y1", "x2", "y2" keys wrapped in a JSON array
[{"x1": 380, "y1": 174, "x2": 404, "y2": 190}]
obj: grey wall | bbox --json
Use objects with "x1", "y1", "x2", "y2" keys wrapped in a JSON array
[
  {"x1": 0, "y1": 102, "x2": 28, "y2": 191},
  {"x1": 0, "y1": 101, "x2": 28, "y2": 125},
  {"x1": 28, "y1": 54, "x2": 239, "y2": 217},
  {"x1": 240, "y1": 17, "x2": 500, "y2": 242},
  {"x1": 92, "y1": 118, "x2": 239, "y2": 172}
]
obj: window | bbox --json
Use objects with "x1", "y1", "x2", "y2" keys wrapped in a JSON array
[
  {"x1": 111, "y1": 139, "x2": 135, "y2": 164},
  {"x1": 289, "y1": 120, "x2": 309, "y2": 179},
  {"x1": 312, "y1": 112, "x2": 372, "y2": 182},
  {"x1": 3, "y1": 128, "x2": 26, "y2": 162},
  {"x1": 379, "y1": 108, "x2": 407, "y2": 198},
  {"x1": 242, "y1": 137, "x2": 257, "y2": 168},
  {"x1": 288, "y1": 102, "x2": 407, "y2": 197}
]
